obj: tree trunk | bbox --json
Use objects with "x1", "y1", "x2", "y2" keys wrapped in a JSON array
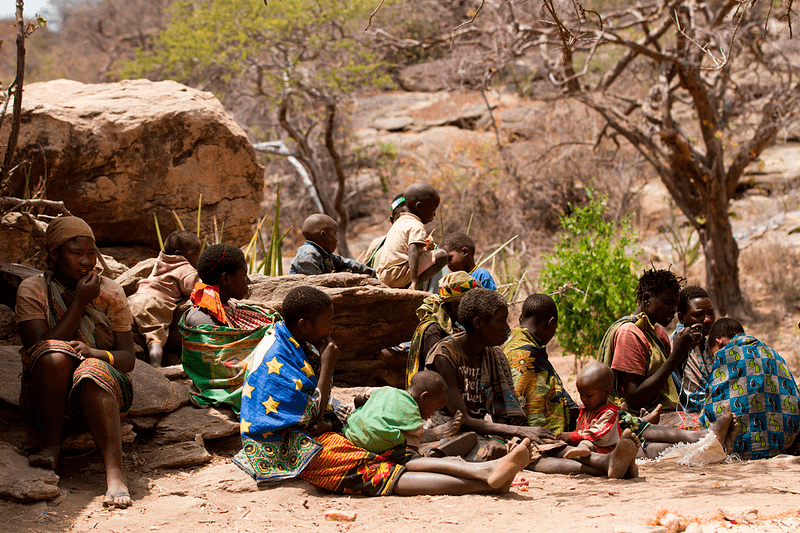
[
  {"x1": 699, "y1": 190, "x2": 748, "y2": 319},
  {"x1": 2, "y1": 1, "x2": 26, "y2": 184},
  {"x1": 323, "y1": 99, "x2": 352, "y2": 259}
]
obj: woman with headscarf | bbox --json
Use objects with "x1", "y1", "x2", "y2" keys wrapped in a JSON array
[
  {"x1": 15, "y1": 216, "x2": 135, "y2": 509},
  {"x1": 405, "y1": 271, "x2": 480, "y2": 387}
]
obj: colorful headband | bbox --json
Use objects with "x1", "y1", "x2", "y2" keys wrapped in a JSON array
[
  {"x1": 439, "y1": 278, "x2": 479, "y2": 298},
  {"x1": 390, "y1": 196, "x2": 406, "y2": 212}
]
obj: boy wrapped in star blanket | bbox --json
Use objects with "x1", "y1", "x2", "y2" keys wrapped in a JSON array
[
  {"x1": 700, "y1": 334, "x2": 800, "y2": 459},
  {"x1": 233, "y1": 321, "x2": 409, "y2": 494}
]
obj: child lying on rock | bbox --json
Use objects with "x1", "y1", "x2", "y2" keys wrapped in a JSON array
[
  {"x1": 128, "y1": 230, "x2": 201, "y2": 367},
  {"x1": 289, "y1": 214, "x2": 374, "y2": 277}
]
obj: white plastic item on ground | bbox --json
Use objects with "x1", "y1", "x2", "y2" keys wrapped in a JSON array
[
  {"x1": 655, "y1": 432, "x2": 727, "y2": 466},
  {"x1": 658, "y1": 512, "x2": 687, "y2": 532}
]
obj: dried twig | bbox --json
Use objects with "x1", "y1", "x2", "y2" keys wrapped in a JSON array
[
  {"x1": 364, "y1": 0, "x2": 386, "y2": 31},
  {"x1": 1, "y1": 196, "x2": 71, "y2": 215}
]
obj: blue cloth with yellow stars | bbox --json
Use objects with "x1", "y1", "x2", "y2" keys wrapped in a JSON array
[{"x1": 233, "y1": 321, "x2": 326, "y2": 483}]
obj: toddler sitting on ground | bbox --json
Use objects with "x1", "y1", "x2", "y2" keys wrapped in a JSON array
[
  {"x1": 558, "y1": 362, "x2": 736, "y2": 459},
  {"x1": 290, "y1": 214, "x2": 374, "y2": 277},
  {"x1": 377, "y1": 183, "x2": 447, "y2": 290},
  {"x1": 442, "y1": 232, "x2": 497, "y2": 290},
  {"x1": 128, "y1": 230, "x2": 201, "y2": 367}
]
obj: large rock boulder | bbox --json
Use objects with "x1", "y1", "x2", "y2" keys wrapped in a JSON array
[
  {"x1": 0, "y1": 442, "x2": 61, "y2": 502},
  {"x1": 0, "y1": 346, "x2": 23, "y2": 407},
  {"x1": 128, "y1": 359, "x2": 190, "y2": 417},
  {"x1": 1, "y1": 79, "x2": 264, "y2": 247},
  {"x1": 152, "y1": 405, "x2": 240, "y2": 444},
  {"x1": 244, "y1": 272, "x2": 427, "y2": 384},
  {"x1": 0, "y1": 213, "x2": 48, "y2": 269}
]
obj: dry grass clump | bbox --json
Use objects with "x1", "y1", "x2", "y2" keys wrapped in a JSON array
[{"x1": 739, "y1": 239, "x2": 800, "y2": 311}]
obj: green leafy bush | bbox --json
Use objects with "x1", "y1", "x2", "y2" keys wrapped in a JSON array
[{"x1": 538, "y1": 191, "x2": 641, "y2": 364}]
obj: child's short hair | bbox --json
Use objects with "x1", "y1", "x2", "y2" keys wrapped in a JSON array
[
  {"x1": 636, "y1": 268, "x2": 684, "y2": 303},
  {"x1": 708, "y1": 318, "x2": 745, "y2": 348},
  {"x1": 678, "y1": 285, "x2": 709, "y2": 315},
  {"x1": 441, "y1": 232, "x2": 475, "y2": 254},
  {"x1": 457, "y1": 288, "x2": 507, "y2": 333},
  {"x1": 197, "y1": 244, "x2": 245, "y2": 284},
  {"x1": 409, "y1": 370, "x2": 446, "y2": 395},
  {"x1": 282, "y1": 286, "x2": 332, "y2": 327},
  {"x1": 520, "y1": 293, "x2": 557, "y2": 324},
  {"x1": 579, "y1": 361, "x2": 614, "y2": 389},
  {"x1": 404, "y1": 182, "x2": 439, "y2": 207},
  {"x1": 164, "y1": 230, "x2": 202, "y2": 257}
]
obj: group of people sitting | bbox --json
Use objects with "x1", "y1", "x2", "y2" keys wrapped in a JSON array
[{"x1": 12, "y1": 181, "x2": 800, "y2": 507}]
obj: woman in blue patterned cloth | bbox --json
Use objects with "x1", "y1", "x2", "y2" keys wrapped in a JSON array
[{"x1": 702, "y1": 318, "x2": 800, "y2": 459}]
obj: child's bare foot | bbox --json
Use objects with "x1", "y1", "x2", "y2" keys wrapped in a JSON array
[
  {"x1": 564, "y1": 442, "x2": 592, "y2": 459},
  {"x1": 640, "y1": 404, "x2": 662, "y2": 424},
  {"x1": 29, "y1": 446, "x2": 59, "y2": 469},
  {"x1": 354, "y1": 394, "x2": 368, "y2": 409},
  {"x1": 425, "y1": 411, "x2": 463, "y2": 440},
  {"x1": 426, "y1": 432, "x2": 478, "y2": 458},
  {"x1": 708, "y1": 403, "x2": 733, "y2": 450},
  {"x1": 608, "y1": 429, "x2": 639, "y2": 479},
  {"x1": 486, "y1": 438, "x2": 532, "y2": 488},
  {"x1": 148, "y1": 343, "x2": 163, "y2": 368}
]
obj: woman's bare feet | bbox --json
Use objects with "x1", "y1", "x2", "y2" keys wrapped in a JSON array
[
  {"x1": 103, "y1": 468, "x2": 132, "y2": 509},
  {"x1": 708, "y1": 403, "x2": 734, "y2": 451},
  {"x1": 608, "y1": 429, "x2": 640, "y2": 479},
  {"x1": 29, "y1": 445, "x2": 59, "y2": 469},
  {"x1": 424, "y1": 411, "x2": 463, "y2": 441},
  {"x1": 486, "y1": 438, "x2": 532, "y2": 488}
]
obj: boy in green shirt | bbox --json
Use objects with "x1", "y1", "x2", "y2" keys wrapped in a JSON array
[{"x1": 344, "y1": 371, "x2": 450, "y2": 453}]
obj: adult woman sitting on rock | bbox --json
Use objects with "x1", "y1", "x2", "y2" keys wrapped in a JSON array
[
  {"x1": 597, "y1": 268, "x2": 703, "y2": 428},
  {"x1": 180, "y1": 244, "x2": 276, "y2": 415},
  {"x1": 15, "y1": 216, "x2": 135, "y2": 509}
]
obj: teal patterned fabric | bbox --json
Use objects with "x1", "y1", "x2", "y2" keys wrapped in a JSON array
[{"x1": 700, "y1": 334, "x2": 800, "y2": 459}]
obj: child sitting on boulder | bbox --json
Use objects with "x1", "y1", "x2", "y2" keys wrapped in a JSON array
[
  {"x1": 557, "y1": 361, "x2": 735, "y2": 459},
  {"x1": 360, "y1": 194, "x2": 407, "y2": 269},
  {"x1": 442, "y1": 232, "x2": 497, "y2": 290},
  {"x1": 377, "y1": 183, "x2": 448, "y2": 290},
  {"x1": 289, "y1": 214, "x2": 375, "y2": 277},
  {"x1": 128, "y1": 230, "x2": 201, "y2": 367}
]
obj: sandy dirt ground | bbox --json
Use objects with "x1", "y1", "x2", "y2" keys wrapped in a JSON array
[
  {"x1": 2, "y1": 451, "x2": 800, "y2": 533},
  {"x1": 3, "y1": 296, "x2": 800, "y2": 533}
]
